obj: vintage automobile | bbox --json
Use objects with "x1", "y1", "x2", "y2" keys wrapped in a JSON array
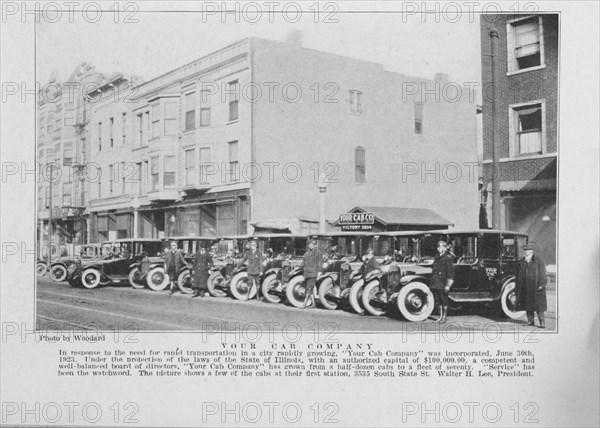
[
  {"x1": 226, "y1": 235, "x2": 271, "y2": 301},
  {"x1": 67, "y1": 239, "x2": 164, "y2": 289},
  {"x1": 47, "y1": 244, "x2": 102, "y2": 282},
  {"x1": 364, "y1": 230, "x2": 529, "y2": 322},
  {"x1": 358, "y1": 231, "x2": 434, "y2": 317},
  {"x1": 285, "y1": 232, "x2": 373, "y2": 310},
  {"x1": 257, "y1": 234, "x2": 308, "y2": 304}
]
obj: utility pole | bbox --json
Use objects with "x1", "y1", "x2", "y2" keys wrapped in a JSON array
[
  {"x1": 489, "y1": 29, "x2": 501, "y2": 229},
  {"x1": 47, "y1": 163, "x2": 53, "y2": 267}
]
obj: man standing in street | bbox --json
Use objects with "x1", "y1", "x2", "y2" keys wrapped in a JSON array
[
  {"x1": 239, "y1": 240, "x2": 263, "y2": 301},
  {"x1": 165, "y1": 241, "x2": 187, "y2": 296},
  {"x1": 430, "y1": 240, "x2": 455, "y2": 323},
  {"x1": 192, "y1": 243, "x2": 214, "y2": 298},
  {"x1": 516, "y1": 243, "x2": 547, "y2": 328},
  {"x1": 300, "y1": 238, "x2": 323, "y2": 309}
]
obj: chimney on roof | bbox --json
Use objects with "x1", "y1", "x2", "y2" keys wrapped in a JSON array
[
  {"x1": 435, "y1": 73, "x2": 449, "y2": 83},
  {"x1": 286, "y1": 30, "x2": 302, "y2": 48}
]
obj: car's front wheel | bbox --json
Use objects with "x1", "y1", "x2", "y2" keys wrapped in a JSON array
[
  {"x1": 128, "y1": 267, "x2": 145, "y2": 289},
  {"x1": 286, "y1": 275, "x2": 315, "y2": 308},
  {"x1": 230, "y1": 271, "x2": 257, "y2": 301},
  {"x1": 146, "y1": 267, "x2": 169, "y2": 291},
  {"x1": 207, "y1": 271, "x2": 228, "y2": 297},
  {"x1": 500, "y1": 281, "x2": 526, "y2": 319},
  {"x1": 36, "y1": 262, "x2": 48, "y2": 276},
  {"x1": 49, "y1": 264, "x2": 68, "y2": 282},
  {"x1": 361, "y1": 280, "x2": 388, "y2": 316},
  {"x1": 396, "y1": 282, "x2": 435, "y2": 322},
  {"x1": 81, "y1": 269, "x2": 102, "y2": 289},
  {"x1": 348, "y1": 279, "x2": 365, "y2": 314},
  {"x1": 318, "y1": 277, "x2": 339, "y2": 310},
  {"x1": 177, "y1": 270, "x2": 194, "y2": 294},
  {"x1": 261, "y1": 274, "x2": 282, "y2": 304}
]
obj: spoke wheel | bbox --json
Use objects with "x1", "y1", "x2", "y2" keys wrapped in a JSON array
[
  {"x1": 146, "y1": 267, "x2": 169, "y2": 291},
  {"x1": 128, "y1": 267, "x2": 145, "y2": 289},
  {"x1": 81, "y1": 269, "x2": 101, "y2": 289},
  {"x1": 396, "y1": 282, "x2": 435, "y2": 322},
  {"x1": 261, "y1": 274, "x2": 282, "y2": 304},
  {"x1": 207, "y1": 271, "x2": 228, "y2": 297},
  {"x1": 230, "y1": 271, "x2": 257, "y2": 301},
  {"x1": 361, "y1": 280, "x2": 388, "y2": 316},
  {"x1": 49, "y1": 264, "x2": 68, "y2": 282}
]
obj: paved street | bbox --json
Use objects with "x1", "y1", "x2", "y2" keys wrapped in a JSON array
[{"x1": 36, "y1": 276, "x2": 557, "y2": 333}]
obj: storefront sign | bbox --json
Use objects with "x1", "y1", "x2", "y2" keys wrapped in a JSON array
[{"x1": 338, "y1": 212, "x2": 374, "y2": 231}]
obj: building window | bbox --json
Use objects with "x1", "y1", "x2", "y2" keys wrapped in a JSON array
[
  {"x1": 150, "y1": 157, "x2": 159, "y2": 191},
  {"x1": 228, "y1": 80, "x2": 239, "y2": 122},
  {"x1": 54, "y1": 143, "x2": 61, "y2": 162},
  {"x1": 145, "y1": 111, "x2": 150, "y2": 143},
  {"x1": 507, "y1": 16, "x2": 544, "y2": 72},
  {"x1": 139, "y1": 161, "x2": 148, "y2": 196},
  {"x1": 510, "y1": 102, "x2": 544, "y2": 156},
  {"x1": 63, "y1": 142, "x2": 73, "y2": 166},
  {"x1": 355, "y1": 147, "x2": 366, "y2": 183},
  {"x1": 163, "y1": 155, "x2": 176, "y2": 189},
  {"x1": 80, "y1": 138, "x2": 86, "y2": 164},
  {"x1": 151, "y1": 104, "x2": 160, "y2": 139},
  {"x1": 122, "y1": 113, "x2": 127, "y2": 144},
  {"x1": 200, "y1": 89, "x2": 211, "y2": 126},
  {"x1": 185, "y1": 92, "x2": 196, "y2": 131},
  {"x1": 109, "y1": 117, "x2": 114, "y2": 147},
  {"x1": 185, "y1": 149, "x2": 195, "y2": 186},
  {"x1": 164, "y1": 102, "x2": 177, "y2": 136},
  {"x1": 62, "y1": 182, "x2": 72, "y2": 206},
  {"x1": 98, "y1": 169, "x2": 102, "y2": 198},
  {"x1": 97, "y1": 122, "x2": 102, "y2": 151},
  {"x1": 199, "y1": 147, "x2": 211, "y2": 184},
  {"x1": 349, "y1": 90, "x2": 363, "y2": 114},
  {"x1": 228, "y1": 141, "x2": 239, "y2": 182},
  {"x1": 414, "y1": 102, "x2": 424, "y2": 134},
  {"x1": 55, "y1": 115, "x2": 61, "y2": 132},
  {"x1": 137, "y1": 113, "x2": 143, "y2": 146},
  {"x1": 47, "y1": 113, "x2": 54, "y2": 133},
  {"x1": 109, "y1": 165, "x2": 114, "y2": 193}
]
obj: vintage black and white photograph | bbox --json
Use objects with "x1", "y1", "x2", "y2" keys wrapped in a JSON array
[{"x1": 32, "y1": 7, "x2": 559, "y2": 332}]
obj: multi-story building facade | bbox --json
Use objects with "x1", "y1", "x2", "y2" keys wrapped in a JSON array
[
  {"x1": 43, "y1": 33, "x2": 480, "y2": 243},
  {"x1": 480, "y1": 14, "x2": 558, "y2": 263},
  {"x1": 37, "y1": 62, "x2": 106, "y2": 246}
]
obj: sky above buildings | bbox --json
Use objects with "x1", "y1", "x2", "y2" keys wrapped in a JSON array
[{"x1": 36, "y1": 4, "x2": 482, "y2": 96}]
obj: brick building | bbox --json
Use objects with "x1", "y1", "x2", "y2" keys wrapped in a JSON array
[
  {"x1": 41, "y1": 33, "x2": 480, "y2": 243},
  {"x1": 480, "y1": 14, "x2": 558, "y2": 263}
]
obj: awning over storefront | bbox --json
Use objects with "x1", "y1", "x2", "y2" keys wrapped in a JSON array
[{"x1": 335, "y1": 206, "x2": 453, "y2": 230}]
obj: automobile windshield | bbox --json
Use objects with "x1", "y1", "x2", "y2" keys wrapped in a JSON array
[
  {"x1": 331, "y1": 237, "x2": 357, "y2": 258},
  {"x1": 420, "y1": 234, "x2": 447, "y2": 259}
]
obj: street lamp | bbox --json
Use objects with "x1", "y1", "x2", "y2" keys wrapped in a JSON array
[{"x1": 318, "y1": 172, "x2": 327, "y2": 233}]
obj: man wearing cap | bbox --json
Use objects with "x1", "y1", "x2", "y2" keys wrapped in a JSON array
[
  {"x1": 516, "y1": 243, "x2": 547, "y2": 328},
  {"x1": 359, "y1": 248, "x2": 381, "y2": 276},
  {"x1": 192, "y1": 243, "x2": 214, "y2": 298},
  {"x1": 430, "y1": 240, "x2": 455, "y2": 323},
  {"x1": 165, "y1": 241, "x2": 187, "y2": 296},
  {"x1": 299, "y1": 238, "x2": 323, "y2": 308},
  {"x1": 239, "y1": 240, "x2": 264, "y2": 301}
]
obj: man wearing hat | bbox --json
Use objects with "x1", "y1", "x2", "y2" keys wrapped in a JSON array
[
  {"x1": 430, "y1": 240, "x2": 455, "y2": 323},
  {"x1": 192, "y1": 243, "x2": 214, "y2": 298},
  {"x1": 516, "y1": 243, "x2": 547, "y2": 328},
  {"x1": 239, "y1": 239, "x2": 264, "y2": 301},
  {"x1": 359, "y1": 248, "x2": 381, "y2": 276},
  {"x1": 299, "y1": 238, "x2": 323, "y2": 308},
  {"x1": 165, "y1": 240, "x2": 188, "y2": 296}
]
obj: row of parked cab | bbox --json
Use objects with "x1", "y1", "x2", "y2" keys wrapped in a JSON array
[{"x1": 37, "y1": 229, "x2": 530, "y2": 322}]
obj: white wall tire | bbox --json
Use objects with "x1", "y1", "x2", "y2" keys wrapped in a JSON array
[
  {"x1": 318, "y1": 277, "x2": 339, "y2": 310},
  {"x1": 361, "y1": 280, "x2": 388, "y2": 316},
  {"x1": 177, "y1": 270, "x2": 194, "y2": 294},
  {"x1": 49, "y1": 264, "x2": 68, "y2": 282},
  {"x1": 286, "y1": 275, "x2": 314, "y2": 308},
  {"x1": 501, "y1": 282, "x2": 526, "y2": 319},
  {"x1": 348, "y1": 279, "x2": 365, "y2": 314},
  {"x1": 37, "y1": 262, "x2": 48, "y2": 276},
  {"x1": 230, "y1": 271, "x2": 257, "y2": 301},
  {"x1": 128, "y1": 267, "x2": 145, "y2": 289},
  {"x1": 207, "y1": 271, "x2": 228, "y2": 297},
  {"x1": 146, "y1": 267, "x2": 169, "y2": 291},
  {"x1": 81, "y1": 268, "x2": 101, "y2": 289},
  {"x1": 261, "y1": 274, "x2": 282, "y2": 304},
  {"x1": 396, "y1": 282, "x2": 435, "y2": 322}
]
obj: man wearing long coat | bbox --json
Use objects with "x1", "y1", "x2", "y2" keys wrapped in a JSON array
[
  {"x1": 239, "y1": 240, "x2": 264, "y2": 300},
  {"x1": 192, "y1": 245, "x2": 214, "y2": 298},
  {"x1": 299, "y1": 239, "x2": 323, "y2": 308},
  {"x1": 516, "y1": 243, "x2": 547, "y2": 328},
  {"x1": 165, "y1": 241, "x2": 187, "y2": 295}
]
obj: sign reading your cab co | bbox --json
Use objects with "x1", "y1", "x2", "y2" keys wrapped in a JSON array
[{"x1": 338, "y1": 212, "x2": 374, "y2": 231}]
